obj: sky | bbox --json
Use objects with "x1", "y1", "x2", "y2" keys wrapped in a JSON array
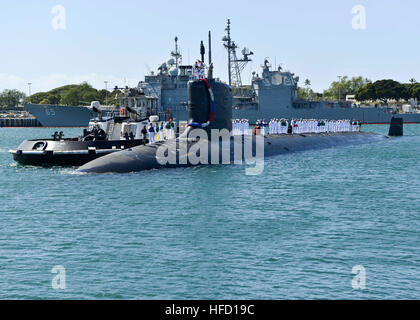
[{"x1": 0, "y1": 0, "x2": 419, "y2": 94}]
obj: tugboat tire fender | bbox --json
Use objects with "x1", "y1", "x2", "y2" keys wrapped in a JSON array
[{"x1": 32, "y1": 141, "x2": 48, "y2": 151}]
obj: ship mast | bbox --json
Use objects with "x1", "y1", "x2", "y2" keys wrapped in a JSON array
[
  {"x1": 171, "y1": 36, "x2": 182, "y2": 69},
  {"x1": 222, "y1": 19, "x2": 254, "y2": 87},
  {"x1": 223, "y1": 19, "x2": 232, "y2": 86}
]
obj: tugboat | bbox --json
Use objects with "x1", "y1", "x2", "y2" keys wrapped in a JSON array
[{"x1": 10, "y1": 87, "x2": 174, "y2": 167}]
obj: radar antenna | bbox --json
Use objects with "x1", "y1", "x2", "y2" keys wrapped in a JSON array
[
  {"x1": 171, "y1": 36, "x2": 182, "y2": 68},
  {"x1": 222, "y1": 19, "x2": 254, "y2": 87}
]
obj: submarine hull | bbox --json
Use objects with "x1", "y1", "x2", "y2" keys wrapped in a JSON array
[
  {"x1": 262, "y1": 131, "x2": 385, "y2": 156},
  {"x1": 77, "y1": 131, "x2": 385, "y2": 174},
  {"x1": 77, "y1": 78, "x2": 388, "y2": 174}
]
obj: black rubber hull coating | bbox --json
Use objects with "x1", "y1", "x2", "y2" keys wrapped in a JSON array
[
  {"x1": 77, "y1": 132, "x2": 386, "y2": 174},
  {"x1": 388, "y1": 117, "x2": 404, "y2": 136},
  {"x1": 188, "y1": 79, "x2": 232, "y2": 132}
]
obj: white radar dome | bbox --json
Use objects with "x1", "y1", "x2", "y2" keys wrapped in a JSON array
[
  {"x1": 90, "y1": 101, "x2": 100, "y2": 108},
  {"x1": 149, "y1": 115, "x2": 159, "y2": 123}
]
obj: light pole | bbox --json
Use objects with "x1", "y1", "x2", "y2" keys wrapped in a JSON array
[
  {"x1": 337, "y1": 76, "x2": 342, "y2": 101},
  {"x1": 27, "y1": 83, "x2": 32, "y2": 101},
  {"x1": 104, "y1": 81, "x2": 108, "y2": 105}
]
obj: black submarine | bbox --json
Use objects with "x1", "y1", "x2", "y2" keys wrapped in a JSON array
[{"x1": 77, "y1": 68, "x2": 403, "y2": 174}]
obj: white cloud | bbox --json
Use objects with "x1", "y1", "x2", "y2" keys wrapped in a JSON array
[{"x1": 0, "y1": 73, "x2": 139, "y2": 94}]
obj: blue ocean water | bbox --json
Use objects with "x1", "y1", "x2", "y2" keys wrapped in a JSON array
[{"x1": 0, "y1": 125, "x2": 419, "y2": 299}]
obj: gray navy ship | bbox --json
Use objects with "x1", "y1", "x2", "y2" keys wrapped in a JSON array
[
  {"x1": 25, "y1": 20, "x2": 420, "y2": 127},
  {"x1": 24, "y1": 36, "x2": 191, "y2": 127}
]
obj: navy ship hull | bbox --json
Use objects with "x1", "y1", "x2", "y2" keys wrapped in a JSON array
[
  {"x1": 25, "y1": 102, "x2": 420, "y2": 128},
  {"x1": 24, "y1": 104, "x2": 96, "y2": 127},
  {"x1": 232, "y1": 104, "x2": 420, "y2": 124}
]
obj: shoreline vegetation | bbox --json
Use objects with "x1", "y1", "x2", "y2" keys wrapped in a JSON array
[
  {"x1": 298, "y1": 77, "x2": 420, "y2": 107},
  {"x1": 25, "y1": 82, "x2": 122, "y2": 107},
  {"x1": 0, "y1": 82, "x2": 122, "y2": 110},
  {"x1": 1, "y1": 77, "x2": 419, "y2": 110}
]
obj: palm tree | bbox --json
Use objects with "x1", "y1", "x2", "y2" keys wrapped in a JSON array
[{"x1": 304, "y1": 79, "x2": 313, "y2": 100}]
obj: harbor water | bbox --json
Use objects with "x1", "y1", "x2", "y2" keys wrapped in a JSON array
[{"x1": 0, "y1": 125, "x2": 419, "y2": 299}]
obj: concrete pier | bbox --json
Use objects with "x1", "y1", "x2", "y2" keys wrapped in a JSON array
[{"x1": 0, "y1": 118, "x2": 41, "y2": 127}]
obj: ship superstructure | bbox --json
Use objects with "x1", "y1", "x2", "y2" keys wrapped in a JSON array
[
  {"x1": 231, "y1": 58, "x2": 419, "y2": 123},
  {"x1": 143, "y1": 37, "x2": 192, "y2": 121}
]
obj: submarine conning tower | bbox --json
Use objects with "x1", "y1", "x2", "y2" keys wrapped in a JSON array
[
  {"x1": 186, "y1": 78, "x2": 232, "y2": 136},
  {"x1": 388, "y1": 117, "x2": 404, "y2": 137}
]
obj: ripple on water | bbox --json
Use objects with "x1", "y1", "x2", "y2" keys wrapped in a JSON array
[{"x1": 0, "y1": 126, "x2": 419, "y2": 299}]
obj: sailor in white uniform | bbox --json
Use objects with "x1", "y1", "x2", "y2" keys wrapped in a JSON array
[
  {"x1": 291, "y1": 119, "x2": 296, "y2": 134},
  {"x1": 193, "y1": 61, "x2": 200, "y2": 79},
  {"x1": 148, "y1": 123, "x2": 155, "y2": 144},
  {"x1": 198, "y1": 61, "x2": 206, "y2": 79},
  {"x1": 274, "y1": 119, "x2": 279, "y2": 135},
  {"x1": 170, "y1": 121, "x2": 176, "y2": 139},
  {"x1": 244, "y1": 119, "x2": 249, "y2": 135}
]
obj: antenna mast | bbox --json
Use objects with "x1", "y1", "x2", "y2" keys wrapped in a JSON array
[
  {"x1": 200, "y1": 41, "x2": 205, "y2": 63},
  {"x1": 222, "y1": 19, "x2": 254, "y2": 87},
  {"x1": 171, "y1": 36, "x2": 182, "y2": 68},
  {"x1": 208, "y1": 31, "x2": 212, "y2": 65},
  {"x1": 208, "y1": 31, "x2": 213, "y2": 79}
]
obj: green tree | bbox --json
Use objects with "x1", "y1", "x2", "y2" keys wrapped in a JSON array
[
  {"x1": 0, "y1": 89, "x2": 26, "y2": 108},
  {"x1": 110, "y1": 88, "x2": 123, "y2": 106},
  {"x1": 98, "y1": 89, "x2": 109, "y2": 104},
  {"x1": 28, "y1": 92, "x2": 50, "y2": 104},
  {"x1": 374, "y1": 80, "x2": 404, "y2": 102},
  {"x1": 61, "y1": 87, "x2": 84, "y2": 105},
  {"x1": 298, "y1": 88, "x2": 309, "y2": 99},
  {"x1": 355, "y1": 79, "x2": 410, "y2": 103},
  {"x1": 406, "y1": 79, "x2": 419, "y2": 101},
  {"x1": 59, "y1": 83, "x2": 101, "y2": 105},
  {"x1": 411, "y1": 83, "x2": 420, "y2": 100},
  {"x1": 27, "y1": 83, "x2": 111, "y2": 106},
  {"x1": 39, "y1": 99, "x2": 50, "y2": 105},
  {"x1": 323, "y1": 76, "x2": 371, "y2": 100},
  {"x1": 355, "y1": 82, "x2": 376, "y2": 101},
  {"x1": 298, "y1": 79, "x2": 318, "y2": 100}
]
